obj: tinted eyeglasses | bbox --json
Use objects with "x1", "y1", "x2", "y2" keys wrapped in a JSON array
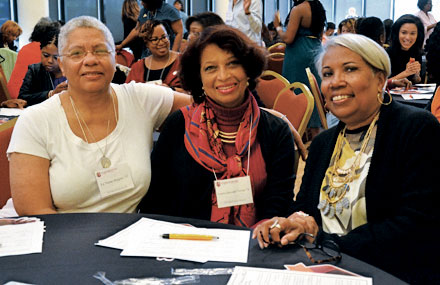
[{"x1": 291, "y1": 233, "x2": 342, "y2": 264}]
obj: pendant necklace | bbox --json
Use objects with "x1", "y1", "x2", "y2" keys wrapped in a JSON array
[
  {"x1": 317, "y1": 112, "x2": 380, "y2": 218},
  {"x1": 145, "y1": 52, "x2": 171, "y2": 82},
  {"x1": 69, "y1": 91, "x2": 117, "y2": 168}
]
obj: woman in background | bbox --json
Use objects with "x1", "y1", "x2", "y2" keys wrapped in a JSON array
[
  {"x1": 140, "y1": 25, "x2": 296, "y2": 228},
  {"x1": 125, "y1": 20, "x2": 182, "y2": 91},
  {"x1": 121, "y1": 0, "x2": 143, "y2": 61},
  {"x1": 185, "y1": 12, "x2": 225, "y2": 44},
  {"x1": 7, "y1": 18, "x2": 61, "y2": 99},
  {"x1": 273, "y1": 0, "x2": 326, "y2": 137},
  {"x1": 415, "y1": 0, "x2": 436, "y2": 47},
  {"x1": 0, "y1": 20, "x2": 22, "y2": 51},
  {"x1": 18, "y1": 24, "x2": 67, "y2": 106},
  {"x1": 386, "y1": 14, "x2": 424, "y2": 84},
  {"x1": 337, "y1": 18, "x2": 356, "y2": 34}
]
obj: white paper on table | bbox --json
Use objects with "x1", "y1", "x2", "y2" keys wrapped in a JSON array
[
  {"x1": 227, "y1": 266, "x2": 373, "y2": 285},
  {"x1": 97, "y1": 217, "x2": 250, "y2": 263},
  {"x1": 0, "y1": 108, "x2": 24, "y2": 116},
  {"x1": 400, "y1": 94, "x2": 433, "y2": 100},
  {"x1": 95, "y1": 218, "x2": 191, "y2": 250},
  {"x1": 0, "y1": 219, "x2": 45, "y2": 257}
]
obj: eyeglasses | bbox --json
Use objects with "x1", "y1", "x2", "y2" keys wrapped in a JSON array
[
  {"x1": 60, "y1": 49, "x2": 113, "y2": 62},
  {"x1": 148, "y1": 35, "x2": 169, "y2": 45},
  {"x1": 291, "y1": 233, "x2": 342, "y2": 264}
]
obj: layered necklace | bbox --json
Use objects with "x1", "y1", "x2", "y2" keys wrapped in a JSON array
[
  {"x1": 69, "y1": 91, "x2": 117, "y2": 168},
  {"x1": 145, "y1": 53, "x2": 171, "y2": 82},
  {"x1": 218, "y1": 130, "x2": 237, "y2": 144},
  {"x1": 317, "y1": 112, "x2": 380, "y2": 218}
]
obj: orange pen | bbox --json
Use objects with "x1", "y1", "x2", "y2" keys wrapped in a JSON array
[{"x1": 161, "y1": 234, "x2": 219, "y2": 241}]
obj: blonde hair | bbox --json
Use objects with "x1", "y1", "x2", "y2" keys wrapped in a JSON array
[
  {"x1": 315, "y1": 33, "x2": 391, "y2": 78},
  {"x1": 122, "y1": 0, "x2": 140, "y2": 22}
]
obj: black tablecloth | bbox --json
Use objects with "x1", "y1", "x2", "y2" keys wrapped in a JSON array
[
  {"x1": 0, "y1": 213, "x2": 406, "y2": 285},
  {"x1": 392, "y1": 94, "x2": 430, "y2": 109}
]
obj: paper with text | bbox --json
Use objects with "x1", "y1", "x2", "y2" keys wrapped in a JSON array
[{"x1": 227, "y1": 266, "x2": 373, "y2": 285}]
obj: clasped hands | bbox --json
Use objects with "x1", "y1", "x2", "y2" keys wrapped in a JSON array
[
  {"x1": 405, "y1": 58, "x2": 421, "y2": 77},
  {"x1": 252, "y1": 212, "x2": 319, "y2": 249}
]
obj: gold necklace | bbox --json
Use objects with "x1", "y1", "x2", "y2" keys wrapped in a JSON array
[
  {"x1": 317, "y1": 112, "x2": 380, "y2": 218},
  {"x1": 218, "y1": 130, "x2": 237, "y2": 143},
  {"x1": 69, "y1": 91, "x2": 117, "y2": 168}
]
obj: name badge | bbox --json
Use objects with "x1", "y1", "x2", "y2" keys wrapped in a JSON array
[
  {"x1": 146, "y1": 79, "x2": 162, "y2": 85},
  {"x1": 95, "y1": 164, "x2": 134, "y2": 198},
  {"x1": 214, "y1": 176, "x2": 253, "y2": 208}
]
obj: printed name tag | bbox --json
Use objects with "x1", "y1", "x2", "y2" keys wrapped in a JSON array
[
  {"x1": 214, "y1": 176, "x2": 254, "y2": 208},
  {"x1": 95, "y1": 164, "x2": 134, "y2": 198}
]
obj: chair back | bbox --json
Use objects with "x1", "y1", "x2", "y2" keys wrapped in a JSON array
[
  {"x1": 266, "y1": 52, "x2": 284, "y2": 74},
  {"x1": 305, "y1": 67, "x2": 328, "y2": 129},
  {"x1": 273, "y1": 82, "x2": 314, "y2": 137},
  {"x1": 0, "y1": 65, "x2": 11, "y2": 103},
  {"x1": 255, "y1": 70, "x2": 289, "y2": 108},
  {"x1": 0, "y1": 118, "x2": 16, "y2": 208},
  {"x1": 115, "y1": 50, "x2": 135, "y2": 68},
  {"x1": 267, "y1": 42, "x2": 286, "y2": 54}
]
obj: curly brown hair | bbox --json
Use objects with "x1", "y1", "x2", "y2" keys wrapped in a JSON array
[
  {"x1": 179, "y1": 25, "x2": 267, "y2": 103},
  {"x1": 139, "y1": 19, "x2": 169, "y2": 44}
]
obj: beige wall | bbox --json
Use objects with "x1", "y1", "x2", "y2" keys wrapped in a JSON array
[
  {"x1": 17, "y1": 0, "x2": 49, "y2": 48},
  {"x1": 215, "y1": 0, "x2": 228, "y2": 21}
]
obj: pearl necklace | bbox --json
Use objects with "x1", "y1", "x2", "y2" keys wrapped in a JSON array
[{"x1": 317, "y1": 112, "x2": 380, "y2": 218}]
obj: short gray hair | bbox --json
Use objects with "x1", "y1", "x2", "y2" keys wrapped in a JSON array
[
  {"x1": 58, "y1": 16, "x2": 115, "y2": 57},
  {"x1": 315, "y1": 33, "x2": 391, "y2": 78}
]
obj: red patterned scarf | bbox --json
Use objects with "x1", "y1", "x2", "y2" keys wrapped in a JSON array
[{"x1": 181, "y1": 91, "x2": 262, "y2": 227}]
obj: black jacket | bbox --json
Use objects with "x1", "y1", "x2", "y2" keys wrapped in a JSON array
[
  {"x1": 295, "y1": 100, "x2": 440, "y2": 283},
  {"x1": 18, "y1": 63, "x2": 55, "y2": 106},
  {"x1": 139, "y1": 109, "x2": 296, "y2": 224}
]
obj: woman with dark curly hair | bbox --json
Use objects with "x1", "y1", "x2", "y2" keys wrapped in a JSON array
[
  {"x1": 125, "y1": 20, "x2": 182, "y2": 92},
  {"x1": 386, "y1": 14, "x2": 424, "y2": 84},
  {"x1": 139, "y1": 25, "x2": 296, "y2": 228}
]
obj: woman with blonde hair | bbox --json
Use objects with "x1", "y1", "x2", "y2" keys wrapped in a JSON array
[{"x1": 0, "y1": 20, "x2": 22, "y2": 51}]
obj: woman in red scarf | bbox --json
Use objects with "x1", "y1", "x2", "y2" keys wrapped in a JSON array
[{"x1": 139, "y1": 25, "x2": 296, "y2": 228}]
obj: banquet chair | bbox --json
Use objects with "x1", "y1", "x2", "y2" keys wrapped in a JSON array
[
  {"x1": 305, "y1": 67, "x2": 328, "y2": 129},
  {"x1": 267, "y1": 42, "x2": 286, "y2": 54},
  {"x1": 273, "y1": 82, "x2": 314, "y2": 138},
  {"x1": 0, "y1": 118, "x2": 16, "y2": 208},
  {"x1": 262, "y1": 108, "x2": 307, "y2": 175},
  {"x1": 255, "y1": 70, "x2": 289, "y2": 108},
  {"x1": 0, "y1": 65, "x2": 11, "y2": 103},
  {"x1": 266, "y1": 52, "x2": 284, "y2": 74}
]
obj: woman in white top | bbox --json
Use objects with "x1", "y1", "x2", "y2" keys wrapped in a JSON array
[
  {"x1": 415, "y1": 0, "x2": 437, "y2": 47},
  {"x1": 7, "y1": 16, "x2": 190, "y2": 215}
]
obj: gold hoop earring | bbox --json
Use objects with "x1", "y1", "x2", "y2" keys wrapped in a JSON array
[{"x1": 377, "y1": 91, "x2": 392, "y2": 105}]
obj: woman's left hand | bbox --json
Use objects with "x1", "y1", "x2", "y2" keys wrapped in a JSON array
[{"x1": 252, "y1": 214, "x2": 319, "y2": 249}]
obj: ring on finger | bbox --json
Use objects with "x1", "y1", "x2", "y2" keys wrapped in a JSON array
[{"x1": 269, "y1": 219, "x2": 281, "y2": 230}]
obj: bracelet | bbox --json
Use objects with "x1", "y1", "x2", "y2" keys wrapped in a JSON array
[{"x1": 245, "y1": 12, "x2": 251, "y2": 15}]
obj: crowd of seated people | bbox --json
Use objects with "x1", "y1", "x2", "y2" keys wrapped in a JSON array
[{"x1": 1, "y1": 4, "x2": 440, "y2": 284}]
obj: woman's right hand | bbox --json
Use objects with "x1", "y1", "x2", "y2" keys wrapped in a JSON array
[
  {"x1": 252, "y1": 214, "x2": 318, "y2": 249},
  {"x1": 50, "y1": 81, "x2": 69, "y2": 97},
  {"x1": 405, "y1": 59, "x2": 421, "y2": 76}
]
